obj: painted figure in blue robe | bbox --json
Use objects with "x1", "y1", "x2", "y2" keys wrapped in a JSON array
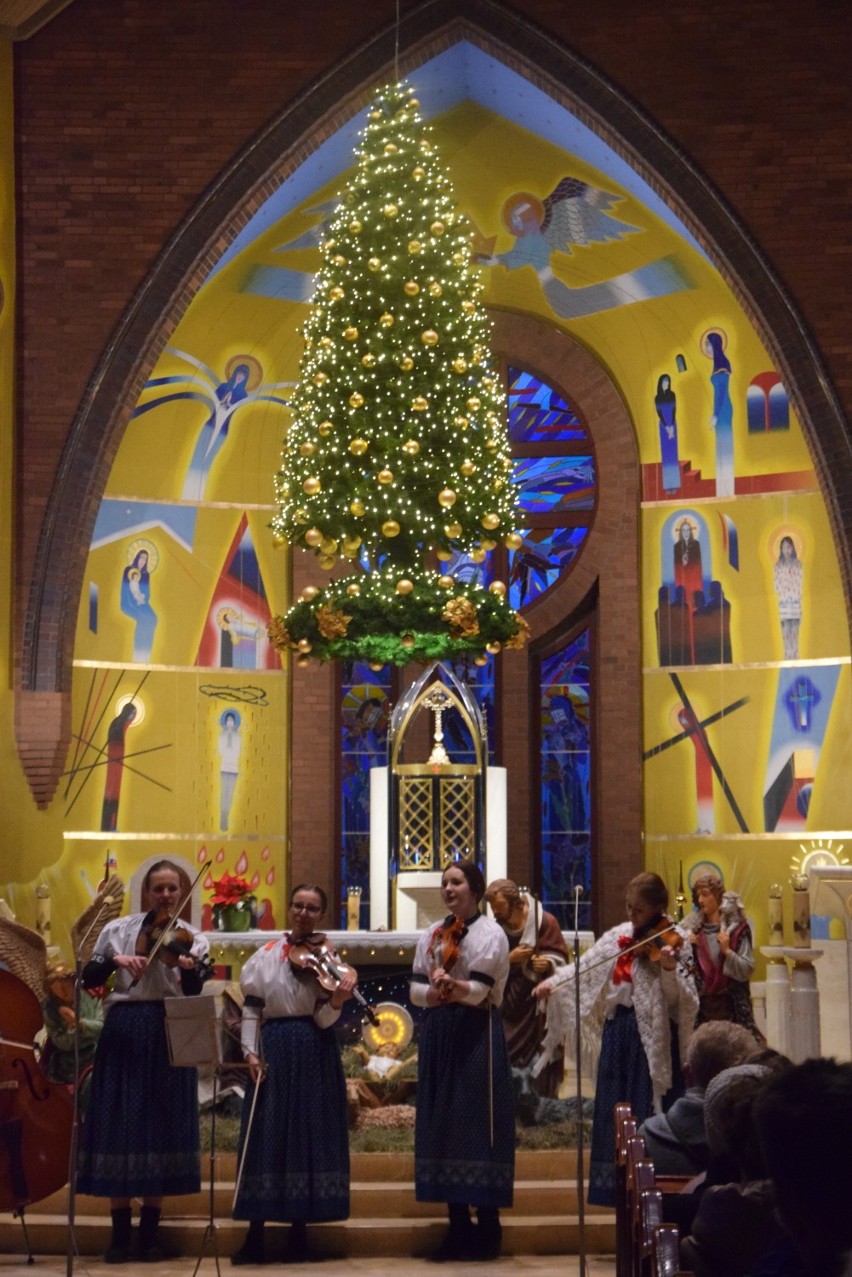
[
  {"x1": 120, "y1": 549, "x2": 157, "y2": 663},
  {"x1": 182, "y1": 363, "x2": 249, "y2": 500},
  {"x1": 705, "y1": 332, "x2": 734, "y2": 497},
  {"x1": 655, "y1": 373, "x2": 680, "y2": 493}
]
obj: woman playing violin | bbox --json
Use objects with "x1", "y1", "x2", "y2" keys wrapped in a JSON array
[
  {"x1": 77, "y1": 859, "x2": 210, "y2": 1263},
  {"x1": 409, "y1": 860, "x2": 514, "y2": 1262},
  {"x1": 231, "y1": 884, "x2": 356, "y2": 1266},
  {"x1": 533, "y1": 872, "x2": 698, "y2": 1207}
]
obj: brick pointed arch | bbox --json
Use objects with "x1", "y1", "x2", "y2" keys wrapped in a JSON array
[{"x1": 16, "y1": 0, "x2": 851, "y2": 804}]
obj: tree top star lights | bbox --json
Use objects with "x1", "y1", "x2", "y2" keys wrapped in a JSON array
[{"x1": 270, "y1": 80, "x2": 525, "y2": 665}]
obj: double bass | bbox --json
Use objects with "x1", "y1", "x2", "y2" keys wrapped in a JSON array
[{"x1": 0, "y1": 968, "x2": 75, "y2": 1214}]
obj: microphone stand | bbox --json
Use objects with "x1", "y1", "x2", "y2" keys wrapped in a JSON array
[
  {"x1": 572, "y1": 885, "x2": 587, "y2": 1277},
  {"x1": 65, "y1": 893, "x2": 115, "y2": 1277}
]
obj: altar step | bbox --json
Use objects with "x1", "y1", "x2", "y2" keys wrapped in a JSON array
[{"x1": 0, "y1": 1151, "x2": 615, "y2": 1260}]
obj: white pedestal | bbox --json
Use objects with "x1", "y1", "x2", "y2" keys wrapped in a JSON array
[
  {"x1": 809, "y1": 866, "x2": 852, "y2": 1059},
  {"x1": 368, "y1": 765, "x2": 507, "y2": 930},
  {"x1": 782, "y1": 946, "x2": 823, "y2": 1063},
  {"x1": 759, "y1": 947, "x2": 791, "y2": 1057}
]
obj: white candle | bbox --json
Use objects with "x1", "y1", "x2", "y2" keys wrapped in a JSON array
[
  {"x1": 346, "y1": 886, "x2": 362, "y2": 931},
  {"x1": 768, "y1": 884, "x2": 784, "y2": 946},
  {"x1": 791, "y1": 875, "x2": 810, "y2": 948}
]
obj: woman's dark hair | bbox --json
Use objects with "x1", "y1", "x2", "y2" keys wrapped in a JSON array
[
  {"x1": 443, "y1": 859, "x2": 486, "y2": 903},
  {"x1": 627, "y1": 871, "x2": 669, "y2": 911},
  {"x1": 289, "y1": 883, "x2": 328, "y2": 913}
]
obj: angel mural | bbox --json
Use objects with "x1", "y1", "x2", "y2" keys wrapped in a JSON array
[
  {"x1": 120, "y1": 541, "x2": 158, "y2": 663},
  {"x1": 473, "y1": 177, "x2": 693, "y2": 320},
  {"x1": 129, "y1": 348, "x2": 292, "y2": 502}
]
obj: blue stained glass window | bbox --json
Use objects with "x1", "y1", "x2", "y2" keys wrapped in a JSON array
[
  {"x1": 508, "y1": 527, "x2": 588, "y2": 611},
  {"x1": 540, "y1": 630, "x2": 592, "y2": 928},
  {"x1": 508, "y1": 367, "x2": 586, "y2": 441},
  {"x1": 513, "y1": 455, "x2": 596, "y2": 512},
  {"x1": 340, "y1": 661, "x2": 392, "y2": 927}
]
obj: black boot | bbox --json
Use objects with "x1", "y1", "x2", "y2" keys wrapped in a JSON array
[
  {"x1": 282, "y1": 1219, "x2": 309, "y2": 1263},
  {"x1": 231, "y1": 1219, "x2": 265, "y2": 1267},
  {"x1": 105, "y1": 1206, "x2": 132, "y2": 1265},
  {"x1": 137, "y1": 1204, "x2": 177, "y2": 1262},
  {"x1": 428, "y1": 1204, "x2": 475, "y2": 1263},
  {"x1": 475, "y1": 1206, "x2": 503, "y2": 1261}
]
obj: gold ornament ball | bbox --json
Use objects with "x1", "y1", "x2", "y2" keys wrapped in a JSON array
[
  {"x1": 272, "y1": 530, "x2": 285, "y2": 547},
  {"x1": 396, "y1": 579, "x2": 414, "y2": 595},
  {"x1": 460, "y1": 459, "x2": 476, "y2": 477},
  {"x1": 299, "y1": 441, "x2": 316, "y2": 456},
  {"x1": 470, "y1": 548, "x2": 486, "y2": 564},
  {"x1": 303, "y1": 477, "x2": 321, "y2": 495},
  {"x1": 318, "y1": 554, "x2": 335, "y2": 570},
  {"x1": 350, "y1": 499, "x2": 366, "y2": 516},
  {"x1": 428, "y1": 281, "x2": 443, "y2": 297},
  {"x1": 301, "y1": 585, "x2": 319, "y2": 602},
  {"x1": 436, "y1": 548, "x2": 453, "y2": 561},
  {"x1": 320, "y1": 537, "x2": 338, "y2": 556},
  {"x1": 401, "y1": 634, "x2": 417, "y2": 648},
  {"x1": 454, "y1": 415, "x2": 469, "y2": 430},
  {"x1": 382, "y1": 519, "x2": 401, "y2": 537},
  {"x1": 369, "y1": 109, "x2": 382, "y2": 121},
  {"x1": 379, "y1": 312, "x2": 395, "y2": 326},
  {"x1": 444, "y1": 521, "x2": 462, "y2": 538},
  {"x1": 403, "y1": 438, "x2": 421, "y2": 455},
  {"x1": 419, "y1": 138, "x2": 432, "y2": 152},
  {"x1": 504, "y1": 532, "x2": 523, "y2": 550},
  {"x1": 348, "y1": 220, "x2": 362, "y2": 233},
  {"x1": 452, "y1": 251, "x2": 465, "y2": 265},
  {"x1": 312, "y1": 371, "x2": 328, "y2": 385},
  {"x1": 421, "y1": 329, "x2": 439, "y2": 346},
  {"x1": 349, "y1": 437, "x2": 369, "y2": 455},
  {"x1": 343, "y1": 326, "x2": 359, "y2": 342},
  {"x1": 452, "y1": 357, "x2": 468, "y2": 374},
  {"x1": 399, "y1": 356, "x2": 414, "y2": 371},
  {"x1": 318, "y1": 421, "x2": 333, "y2": 437},
  {"x1": 411, "y1": 396, "x2": 429, "y2": 412},
  {"x1": 438, "y1": 487, "x2": 457, "y2": 507},
  {"x1": 481, "y1": 513, "x2": 500, "y2": 531},
  {"x1": 411, "y1": 166, "x2": 426, "y2": 181},
  {"x1": 369, "y1": 661, "x2": 384, "y2": 671},
  {"x1": 461, "y1": 300, "x2": 476, "y2": 313},
  {"x1": 438, "y1": 574, "x2": 455, "y2": 590},
  {"x1": 318, "y1": 336, "x2": 333, "y2": 348},
  {"x1": 361, "y1": 353, "x2": 377, "y2": 368},
  {"x1": 408, "y1": 239, "x2": 422, "y2": 255},
  {"x1": 343, "y1": 534, "x2": 362, "y2": 553},
  {"x1": 430, "y1": 221, "x2": 445, "y2": 236},
  {"x1": 349, "y1": 391, "x2": 365, "y2": 408},
  {"x1": 481, "y1": 538, "x2": 497, "y2": 551},
  {"x1": 489, "y1": 580, "x2": 507, "y2": 596},
  {"x1": 467, "y1": 396, "x2": 482, "y2": 411},
  {"x1": 384, "y1": 142, "x2": 398, "y2": 154},
  {"x1": 328, "y1": 286, "x2": 344, "y2": 302},
  {"x1": 346, "y1": 582, "x2": 361, "y2": 597},
  {"x1": 296, "y1": 654, "x2": 311, "y2": 668},
  {"x1": 297, "y1": 638, "x2": 313, "y2": 653},
  {"x1": 377, "y1": 468, "x2": 394, "y2": 485},
  {"x1": 493, "y1": 478, "x2": 504, "y2": 491},
  {"x1": 473, "y1": 654, "x2": 489, "y2": 667},
  {"x1": 294, "y1": 507, "x2": 310, "y2": 524},
  {"x1": 408, "y1": 97, "x2": 420, "y2": 108},
  {"x1": 367, "y1": 256, "x2": 381, "y2": 272},
  {"x1": 383, "y1": 203, "x2": 399, "y2": 219},
  {"x1": 486, "y1": 642, "x2": 502, "y2": 655},
  {"x1": 331, "y1": 253, "x2": 347, "y2": 266},
  {"x1": 403, "y1": 280, "x2": 420, "y2": 296}
]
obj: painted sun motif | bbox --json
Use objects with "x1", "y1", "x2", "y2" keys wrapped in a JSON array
[{"x1": 790, "y1": 838, "x2": 848, "y2": 878}]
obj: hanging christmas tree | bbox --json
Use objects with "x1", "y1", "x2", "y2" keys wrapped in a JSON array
[{"x1": 269, "y1": 80, "x2": 527, "y2": 665}]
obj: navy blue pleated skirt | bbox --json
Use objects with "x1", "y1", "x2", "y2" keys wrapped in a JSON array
[
  {"x1": 588, "y1": 1005, "x2": 654, "y2": 1206},
  {"x1": 415, "y1": 1002, "x2": 514, "y2": 1208},
  {"x1": 233, "y1": 1016, "x2": 349, "y2": 1223},
  {"x1": 77, "y1": 1000, "x2": 201, "y2": 1198}
]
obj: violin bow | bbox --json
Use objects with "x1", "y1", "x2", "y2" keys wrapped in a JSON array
[{"x1": 130, "y1": 860, "x2": 211, "y2": 982}]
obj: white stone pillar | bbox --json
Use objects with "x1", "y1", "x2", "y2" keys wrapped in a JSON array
[
  {"x1": 782, "y1": 947, "x2": 823, "y2": 1063},
  {"x1": 759, "y1": 947, "x2": 791, "y2": 1057}
]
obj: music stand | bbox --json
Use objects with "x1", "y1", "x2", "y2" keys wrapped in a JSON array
[{"x1": 164, "y1": 995, "x2": 232, "y2": 1277}]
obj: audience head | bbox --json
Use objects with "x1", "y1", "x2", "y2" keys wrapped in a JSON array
[
  {"x1": 685, "y1": 1021, "x2": 760, "y2": 1091},
  {"x1": 754, "y1": 1057, "x2": 852, "y2": 1270},
  {"x1": 704, "y1": 1063, "x2": 772, "y2": 1179}
]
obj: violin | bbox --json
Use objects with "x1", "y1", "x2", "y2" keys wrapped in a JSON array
[
  {"x1": 631, "y1": 915, "x2": 685, "y2": 962},
  {"x1": 435, "y1": 915, "x2": 465, "y2": 1001},
  {"x1": 132, "y1": 909, "x2": 212, "y2": 982},
  {"x1": 0, "y1": 969, "x2": 75, "y2": 1212},
  {"x1": 288, "y1": 936, "x2": 379, "y2": 1026}
]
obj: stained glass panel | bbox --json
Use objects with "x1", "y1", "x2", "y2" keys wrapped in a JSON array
[
  {"x1": 340, "y1": 660, "x2": 391, "y2": 927},
  {"x1": 508, "y1": 526, "x2": 588, "y2": 610},
  {"x1": 507, "y1": 366, "x2": 586, "y2": 442}
]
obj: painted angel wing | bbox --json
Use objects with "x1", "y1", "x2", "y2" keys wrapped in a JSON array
[
  {"x1": 0, "y1": 914, "x2": 48, "y2": 1002},
  {"x1": 541, "y1": 176, "x2": 639, "y2": 251},
  {"x1": 70, "y1": 874, "x2": 125, "y2": 966}
]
